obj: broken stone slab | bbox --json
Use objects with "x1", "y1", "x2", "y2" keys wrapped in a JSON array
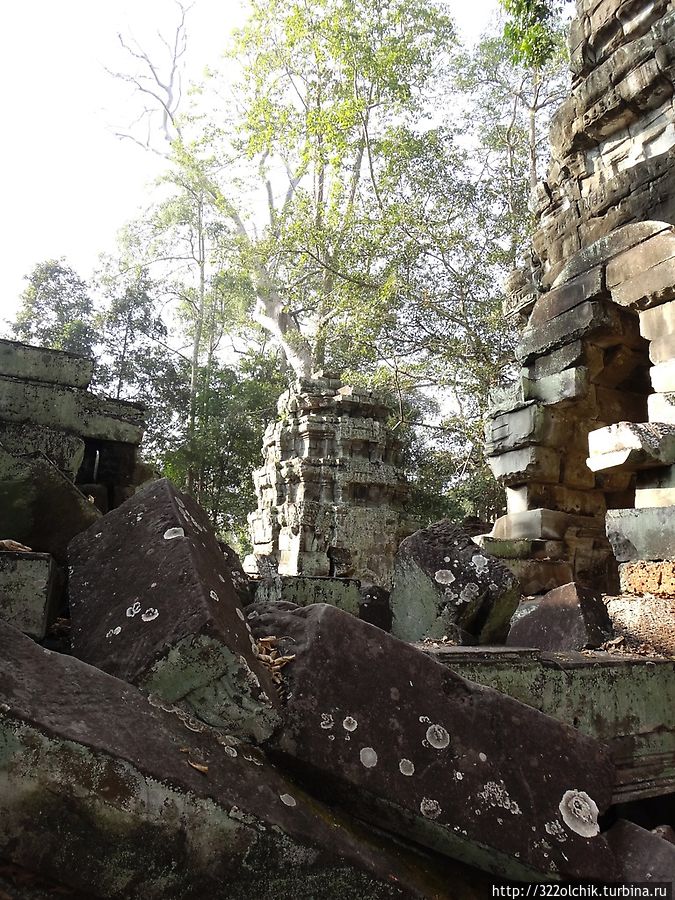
[
  {"x1": 651, "y1": 359, "x2": 675, "y2": 392},
  {"x1": 506, "y1": 583, "x2": 612, "y2": 651},
  {"x1": 0, "y1": 375, "x2": 145, "y2": 445},
  {"x1": 606, "y1": 593, "x2": 675, "y2": 656},
  {"x1": 254, "y1": 575, "x2": 361, "y2": 616},
  {"x1": 249, "y1": 602, "x2": 618, "y2": 882},
  {"x1": 0, "y1": 620, "x2": 460, "y2": 900},
  {"x1": 486, "y1": 446, "x2": 561, "y2": 486},
  {"x1": 389, "y1": 520, "x2": 520, "y2": 645},
  {"x1": 619, "y1": 560, "x2": 675, "y2": 597},
  {"x1": 0, "y1": 552, "x2": 60, "y2": 640},
  {"x1": 517, "y1": 300, "x2": 645, "y2": 365},
  {"x1": 0, "y1": 338, "x2": 93, "y2": 389},
  {"x1": 475, "y1": 536, "x2": 566, "y2": 561},
  {"x1": 606, "y1": 229, "x2": 675, "y2": 290},
  {"x1": 528, "y1": 267, "x2": 606, "y2": 327},
  {"x1": 648, "y1": 392, "x2": 675, "y2": 424},
  {"x1": 606, "y1": 507, "x2": 675, "y2": 561},
  {"x1": 606, "y1": 820, "x2": 675, "y2": 886},
  {"x1": 501, "y1": 559, "x2": 575, "y2": 596},
  {"x1": 639, "y1": 297, "x2": 675, "y2": 340},
  {"x1": 587, "y1": 421, "x2": 675, "y2": 472},
  {"x1": 0, "y1": 447, "x2": 100, "y2": 563},
  {"x1": 69, "y1": 478, "x2": 280, "y2": 743},
  {"x1": 635, "y1": 464, "x2": 675, "y2": 507},
  {"x1": 611, "y1": 255, "x2": 675, "y2": 311},
  {"x1": 0, "y1": 422, "x2": 84, "y2": 480}
]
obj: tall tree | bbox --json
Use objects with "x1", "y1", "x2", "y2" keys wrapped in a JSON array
[{"x1": 11, "y1": 260, "x2": 96, "y2": 357}]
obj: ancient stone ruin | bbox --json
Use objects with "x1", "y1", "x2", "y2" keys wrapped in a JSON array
[
  {"x1": 247, "y1": 374, "x2": 412, "y2": 586},
  {"x1": 485, "y1": 0, "x2": 675, "y2": 656},
  {"x1": 1, "y1": 0, "x2": 675, "y2": 895}
]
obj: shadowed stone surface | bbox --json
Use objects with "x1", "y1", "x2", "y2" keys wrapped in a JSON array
[
  {"x1": 389, "y1": 521, "x2": 521, "y2": 644},
  {"x1": 506, "y1": 583, "x2": 612, "y2": 651},
  {"x1": 0, "y1": 621, "x2": 476, "y2": 900},
  {"x1": 0, "y1": 552, "x2": 59, "y2": 640},
  {"x1": 69, "y1": 479, "x2": 280, "y2": 743},
  {"x1": 359, "y1": 584, "x2": 392, "y2": 632},
  {"x1": 254, "y1": 575, "x2": 361, "y2": 616},
  {"x1": 0, "y1": 448, "x2": 100, "y2": 562},
  {"x1": 248, "y1": 602, "x2": 617, "y2": 882},
  {"x1": 606, "y1": 820, "x2": 675, "y2": 886},
  {"x1": 606, "y1": 507, "x2": 675, "y2": 561}
]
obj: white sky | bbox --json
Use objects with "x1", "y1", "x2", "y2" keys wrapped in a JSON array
[{"x1": 0, "y1": 0, "x2": 500, "y2": 330}]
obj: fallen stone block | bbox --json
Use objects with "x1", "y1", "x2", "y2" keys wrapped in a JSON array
[
  {"x1": 640, "y1": 297, "x2": 675, "y2": 340},
  {"x1": 606, "y1": 506, "x2": 675, "y2": 561},
  {"x1": 254, "y1": 575, "x2": 361, "y2": 616},
  {"x1": 486, "y1": 446, "x2": 561, "y2": 486},
  {"x1": 249, "y1": 603, "x2": 617, "y2": 882},
  {"x1": 619, "y1": 560, "x2": 675, "y2": 597},
  {"x1": 606, "y1": 820, "x2": 675, "y2": 885},
  {"x1": 389, "y1": 520, "x2": 520, "y2": 644},
  {"x1": 501, "y1": 559, "x2": 575, "y2": 596},
  {"x1": 506, "y1": 583, "x2": 612, "y2": 650},
  {"x1": 0, "y1": 338, "x2": 93, "y2": 388},
  {"x1": 0, "y1": 422, "x2": 84, "y2": 480},
  {"x1": 587, "y1": 421, "x2": 675, "y2": 472},
  {"x1": 606, "y1": 594, "x2": 675, "y2": 656},
  {"x1": 648, "y1": 391, "x2": 675, "y2": 424},
  {"x1": 0, "y1": 552, "x2": 60, "y2": 640},
  {"x1": 0, "y1": 448, "x2": 100, "y2": 562},
  {"x1": 0, "y1": 620, "x2": 460, "y2": 900},
  {"x1": 651, "y1": 359, "x2": 675, "y2": 392},
  {"x1": 635, "y1": 464, "x2": 675, "y2": 506},
  {"x1": 69, "y1": 478, "x2": 280, "y2": 743}
]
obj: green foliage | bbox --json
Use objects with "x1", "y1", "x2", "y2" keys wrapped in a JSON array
[
  {"x1": 12, "y1": 260, "x2": 96, "y2": 357},
  {"x1": 500, "y1": 0, "x2": 572, "y2": 67}
]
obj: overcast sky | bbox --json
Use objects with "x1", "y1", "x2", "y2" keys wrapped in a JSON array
[{"x1": 0, "y1": 0, "x2": 501, "y2": 327}]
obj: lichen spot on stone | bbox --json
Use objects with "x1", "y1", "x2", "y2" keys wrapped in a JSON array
[
  {"x1": 223, "y1": 746, "x2": 237, "y2": 758},
  {"x1": 343, "y1": 716, "x2": 358, "y2": 732},
  {"x1": 360, "y1": 747, "x2": 378, "y2": 768},
  {"x1": 558, "y1": 790, "x2": 599, "y2": 838},
  {"x1": 126, "y1": 601, "x2": 141, "y2": 618},
  {"x1": 426, "y1": 724, "x2": 450, "y2": 750},
  {"x1": 163, "y1": 527, "x2": 185, "y2": 540},
  {"x1": 443, "y1": 556, "x2": 451, "y2": 563},
  {"x1": 280, "y1": 793, "x2": 297, "y2": 807},
  {"x1": 434, "y1": 569, "x2": 456, "y2": 585},
  {"x1": 479, "y1": 752, "x2": 488, "y2": 763},
  {"x1": 418, "y1": 715, "x2": 430, "y2": 724},
  {"x1": 399, "y1": 759, "x2": 415, "y2": 776},
  {"x1": 105, "y1": 626, "x2": 122, "y2": 638},
  {"x1": 471, "y1": 554, "x2": 489, "y2": 574},
  {"x1": 218, "y1": 573, "x2": 226, "y2": 583},
  {"x1": 390, "y1": 687, "x2": 400, "y2": 701},
  {"x1": 460, "y1": 583, "x2": 480, "y2": 603},
  {"x1": 210, "y1": 590, "x2": 219, "y2": 603},
  {"x1": 320, "y1": 713, "x2": 334, "y2": 730},
  {"x1": 545, "y1": 820, "x2": 568, "y2": 843},
  {"x1": 420, "y1": 798, "x2": 442, "y2": 820},
  {"x1": 142, "y1": 608, "x2": 159, "y2": 622},
  {"x1": 236, "y1": 608, "x2": 246, "y2": 621}
]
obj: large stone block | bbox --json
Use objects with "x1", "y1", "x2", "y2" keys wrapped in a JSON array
[
  {"x1": 528, "y1": 268, "x2": 605, "y2": 327},
  {"x1": 0, "y1": 422, "x2": 84, "y2": 480},
  {"x1": 486, "y1": 446, "x2": 561, "y2": 486},
  {"x1": 635, "y1": 464, "x2": 675, "y2": 507},
  {"x1": 492, "y1": 509, "x2": 572, "y2": 541},
  {"x1": 648, "y1": 391, "x2": 675, "y2": 424},
  {"x1": 606, "y1": 594, "x2": 675, "y2": 656},
  {"x1": 619, "y1": 560, "x2": 675, "y2": 597},
  {"x1": 606, "y1": 821, "x2": 675, "y2": 886},
  {"x1": 254, "y1": 575, "x2": 361, "y2": 616},
  {"x1": 501, "y1": 559, "x2": 575, "y2": 596},
  {"x1": 507, "y1": 483, "x2": 606, "y2": 518},
  {"x1": 651, "y1": 359, "x2": 675, "y2": 392},
  {"x1": 389, "y1": 521, "x2": 520, "y2": 644},
  {"x1": 649, "y1": 331, "x2": 675, "y2": 363},
  {"x1": 506, "y1": 583, "x2": 612, "y2": 651},
  {"x1": 0, "y1": 448, "x2": 100, "y2": 562},
  {"x1": 0, "y1": 338, "x2": 93, "y2": 389},
  {"x1": 484, "y1": 404, "x2": 566, "y2": 456},
  {"x1": 606, "y1": 507, "x2": 675, "y2": 561},
  {"x1": 524, "y1": 367, "x2": 591, "y2": 406},
  {"x1": 611, "y1": 255, "x2": 675, "y2": 311},
  {"x1": 69, "y1": 479, "x2": 280, "y2": 743},
  {"x1": 587, "y1": 421, "x2": 675, "y2": 472},
  {"x1": 249, "y1": 603, "x2": 617, "y2": 882},
  {"x1": 476, "y1": 536, "x2": 566, "y2": 561},
  {"x1": 0, "y1": 552, "x2": 60, "y2": 640},
  {"x1": 639, "y1": 297, "x2": 675, "y2": 340},
  {"x1": 0, "y1": 620, "x2": 456, "y2": 900}
]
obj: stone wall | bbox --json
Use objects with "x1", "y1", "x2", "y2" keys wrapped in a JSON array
[
  {"x1": 247, "y1": 375, "x2": 412, "y2": 586},
  {"x1": 485, "y1": 0, "x2": 675, "y2": 630}
]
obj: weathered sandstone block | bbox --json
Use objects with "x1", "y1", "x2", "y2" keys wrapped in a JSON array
[{"x1": 506, "y1": 583, "x2": 612, "y2": 651}]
